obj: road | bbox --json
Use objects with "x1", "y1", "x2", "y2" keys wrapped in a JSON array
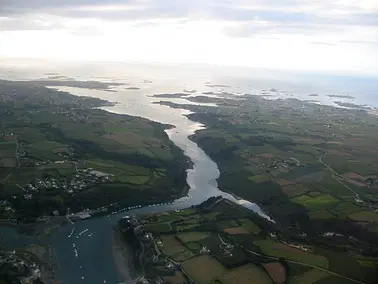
[
  {"x1": 241, "y1": 245, "x2": 367, "y2": 284},
  {"x1": 318, "y1": 153, "x2": 362, "y2": 202},
  {"x1": 0, "y1": 173, "x2": 12, "y2": 183},
  {"x1": 16, "y1": 184, "x2": 25, "y2": 191},
  {"x1": 15, "y1": 137, "x2": 20, "y2": 168},
  {"x1": 65, "y1": 215, "x2": 74, "y2": 225}
]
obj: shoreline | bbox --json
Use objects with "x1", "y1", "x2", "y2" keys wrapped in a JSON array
[{"x1": 112, "y1": 229, "x2": 137, "y2": 282}]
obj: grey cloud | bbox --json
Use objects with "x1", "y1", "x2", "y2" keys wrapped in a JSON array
[
  {"x1": 0, "y1": 0, "x2": 203, "y2": 22},
  {"x1": 339, "y1": 40, "x2": 378, "y2": 45},
  {"x1": 1, "y1": 0, "x2": 133, "y2": 10},
  {"x1": 224, "y1": 21, "x2": 344, "y2": 39},
  {"x1": 309, "y1": 41, "x2": 336, "y2": 46},
  {"x1": 1, "y1": 0, "x2": 377, "y2": 35},
  {"x1": 0, "y1": 16, "x2": 65, "y2": 31}
]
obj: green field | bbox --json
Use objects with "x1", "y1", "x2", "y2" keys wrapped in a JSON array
[
  {"x1": 357, "y1": 259, "x2": 378, "y2": 268},
  {"x1": 349, "y1": 211, "x2": 378, "y2": 223},
  {"x1": 4, "y1": 168, "x2": 36, "y2": 186},
  {"x1": 313, "y1": 275, "x2": 362, "y2": 284},
  {"x1": 116, "y1": 175, "x2": 150, "y2": 184},
  {"x1": 162, "y1": 271, "x2": 187, "y2": 284},
  {"x1": 216, "y1": 219, "x2": 239, "y2": 230},
  {"x1": 218, "y1": 263, "x2": 273, "y2": 284},
  {"x1": 160, "y1": 235, "x2": 187, "y2": 256},
  {"x1": 27, "y1": 140, "x2": 67, "y2": 151},
  {"x1": 175, "y1": 223, "x2": 201, "y2": 231},
  {"x1": 145, "y1": 223, "x2": 172, "y2": 233},
  {"x1": 238, "y1": 218, "x2": 261, "y2": 234},
  {"x1": 184, "y1": 242, "x2": 202, "y2": 251},
  {"x1": 293, "y1": 194, "x2": 339, "y2": 211},
  {"x1": 182, "y1": 255, "x2": 227, "y2": 284},
  {"x1": 0, "y1": 158, "x2": 17, "y2": 167},
  {"x1": 0, "y1": 142, "x2": 17, "y2": 151},
  {"x1": 281, "y1": 184, "x2": 310, "y2": 197},
  {"x1": 248, "y1": 174, "x2": 270, "y2": 183},
  {"x1": 39, "y1": 162, "x2": 75, "y2": 176},
  {"x1": 81, "y1": 159, "x2": 153, "y2": 184},
  {"x1": 254, "y1": 240, "x2": 329, "y2": 268},
  {"x1": 333, "y1": 202, "x2": 362, "y2": 215},
  {"x1": 308, "y1": 210, "x2": 336, "y2": 220},
  {"x1": 157, "y1": 214, "x2": 182, "y2": 223},
  {"x1": 176, "y1": 232, "x2": 210, "y2": 243},
  {"x1": 171, "y1": 250, "x2": 195, "y2": 262},
  {"x1": 289, "y1": 268, "x2": 329, "y2": 284},
  {"x1": 176, "y1": 208, "x2": 197, "y2": 216},
  {"x1": 83, "y1": 159, "x2": 151, "y2": 175}
]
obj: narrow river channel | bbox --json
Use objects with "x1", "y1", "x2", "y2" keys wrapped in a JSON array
[{"x1": 1, "y1": 83, "x2": 271, "y2": 284}]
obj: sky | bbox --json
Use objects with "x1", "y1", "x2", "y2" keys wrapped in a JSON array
[{"x1": 0, "y1": 0, "x2": 378, "y2": 75}]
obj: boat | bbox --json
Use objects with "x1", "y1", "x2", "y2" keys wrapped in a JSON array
[
  {"x1": 68, "y1": 228, "x2": 75, "y2": 238},
  {"x1": 78, "y1": 229, "x2": 89, "y2": 236},
  {"x1": 88, "y1": 233, "x2": 93, "y2": 237}
]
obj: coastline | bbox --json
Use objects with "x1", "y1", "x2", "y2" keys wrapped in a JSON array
[{"x1": 112, "y1": 229, "x2": 137, "y2": 282}]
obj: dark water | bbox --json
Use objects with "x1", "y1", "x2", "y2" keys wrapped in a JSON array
[{"x1": 0, "y1": 83, "x2": 271, "y2": 284}]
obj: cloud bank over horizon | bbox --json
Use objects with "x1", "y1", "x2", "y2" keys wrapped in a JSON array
[{"x1": 1, "y1": 0, "x2": 378, "y2": 75}]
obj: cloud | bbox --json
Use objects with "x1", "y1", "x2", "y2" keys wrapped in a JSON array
[
  {"x1": 309, "y1": 41, "x2": 336, "y2": 46},
  {"x1": 1, "y1": 0, "x2": 378, "y2": 28},
  {"x1": 0, "y1": 0, "x2": 378, "y2": 75},
  {"x1": 0, "y1": 16, "x2": 65, "y2": 31},
  {"x1": 339, "y1": 40, "x2": 378, "y2": 45}
]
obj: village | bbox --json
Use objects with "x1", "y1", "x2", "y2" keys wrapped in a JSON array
[{"x1": 0, "y1": 250, "x2": 42, "y2": 284}]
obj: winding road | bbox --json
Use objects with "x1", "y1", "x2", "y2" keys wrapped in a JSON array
[{"x1": 318, "y1": 153, "x2": 362, "y2": 202}]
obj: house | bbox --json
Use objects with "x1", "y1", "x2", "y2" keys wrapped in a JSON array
[{"x1": 200, "y1": 246, "x2": 210, "y2": 254}]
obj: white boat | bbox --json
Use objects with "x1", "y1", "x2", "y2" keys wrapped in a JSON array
[
  {"x1": 68, "y1": 228, "x2": 75, "y2": 238},
  {"x1": 78, "y1": 229, "x2": 89, "y2": 236}
]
